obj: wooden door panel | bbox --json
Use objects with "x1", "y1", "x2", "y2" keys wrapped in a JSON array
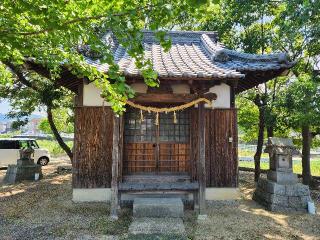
[
  {"x1": 124, "y1": 107, "x2": 190, "y2": 174},
  {"x1": 124, "y1": 143, "x2": 155, "y2": 173},
  {"x1": 158, "y1": 143, "x2": 190, "y2": 173}
]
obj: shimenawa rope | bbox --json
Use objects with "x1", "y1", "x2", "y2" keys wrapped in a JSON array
[{"x1": 125, "y1": 97, "x2": 213, "y2": 125}]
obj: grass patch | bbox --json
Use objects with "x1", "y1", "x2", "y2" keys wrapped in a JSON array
[
  {"x1": 89, "y1": 208, "x2": 132, "y2": 235},
  {"x1": 238, "y1": 149, "x2": 268, "y2": 158},
  {"x1": 239, "y1": 159, "x2": 320, "y2": 176},
  {"x1": 37, "y1": 140, "x2": 73, "y2": 157}
]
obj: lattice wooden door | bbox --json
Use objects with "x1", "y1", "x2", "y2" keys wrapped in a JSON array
[{"x1": 123, "y1": 107, "x2": 190, "y2": 174}]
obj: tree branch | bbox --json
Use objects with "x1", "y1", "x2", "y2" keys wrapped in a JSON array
[
  {"x1": 47, "y1": 105, "x2": 73, "y2": 161},
  {"x1": 5, "y1": 62, "x2": 39, "y2": 91},
  {"x1": 23, "y1": 59, "x2": 82, "y2": 91}
]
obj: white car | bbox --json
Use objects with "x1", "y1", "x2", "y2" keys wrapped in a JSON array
[{"x1": 0, "y1": 138, "x2": 50, "y2": 167}]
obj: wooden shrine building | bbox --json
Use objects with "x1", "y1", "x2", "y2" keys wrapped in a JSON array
[{"x1": 63, "y1": 31, "x2": 294, "y2": 216}]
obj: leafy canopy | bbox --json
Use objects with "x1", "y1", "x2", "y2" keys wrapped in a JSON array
[
  {"x1": 39, "y1": 107, "x2": 74, "y2": 134},
  {"x1": 197, "y1": 0, "x2": 320, "y2": 142},
  {"x1": 0, "y1": 0, "x2": 207, "y2": 112},
  {"x1": 277, "y1": 74, "x2": 320, "y2": 130}
]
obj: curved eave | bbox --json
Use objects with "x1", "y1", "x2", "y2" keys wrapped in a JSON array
[
  {"x1": 122, "y1": 72, "x2": 244, "y2": 82},
  {"x1": 57, "y1": 65, "x2": 292, "y2": 94},
  {"x1": 235, "y1": 67, "x2": 291, "y2": 94}
]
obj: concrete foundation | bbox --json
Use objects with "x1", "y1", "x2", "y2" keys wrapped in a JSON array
[
  {"x1": 72, "y1": 188, "x2": 111, "y2": 202},
  {"x1": 206, "y1": 188, "x2": 240, "y2": 200},
  {"x1": 72, "y1": 187, "x2": 240, "y2": 203}
]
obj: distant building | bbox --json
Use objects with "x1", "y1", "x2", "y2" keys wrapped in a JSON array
[
  {"x1": 5, "y1": 121, "x2": 13, "y2": 133},
  {"x1": 21, "y1": 118, "x2": 43, "y2": 135},
  {"x1": 29, "y1": 118, "x2": 42, "y2": 134},
  {"x1": 0, "y1": 122, "x2": 6, "y2": 133}
]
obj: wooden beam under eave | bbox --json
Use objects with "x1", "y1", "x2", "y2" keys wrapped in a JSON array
[
  {"x1": 236, "y1": 68, "x2": 290, "y2": 94},
  {"x1": 132, "y1": 93, "x2": 193, "y2": 103},
  {"x1": 74, "y1": 81, "x2": 84, "y2": 107},
  {"x1": 131, "y1": 93, "x2": 217, "y2": 104}
]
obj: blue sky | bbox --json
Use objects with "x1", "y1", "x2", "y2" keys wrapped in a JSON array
[
  {"x1": 0, "y1": 99, "x2": 45, "y2": 116},
  {"x1": 0, "y1": 100, "x2": 10, "y2": 114}
]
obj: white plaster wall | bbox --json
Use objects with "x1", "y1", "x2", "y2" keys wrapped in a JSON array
[
  {"x1": 73, "y1": 188, "x2": 111, "y2": 202},
  {"x1": 209, "y1": 83, "x2": 231, "y2": 108},
  {"x1": 205, "y1": 188, "x2": 240, "y2": 200},
  {"x1": 83, "y1": 82, "x2": 230, "y2": 108},
  {"x1": 83, "y1": 83, "x2": 111, "y2": 106}
]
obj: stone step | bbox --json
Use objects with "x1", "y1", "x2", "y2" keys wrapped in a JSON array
[
  {"x1": 133, "y1": 197, "x2": 184, "y2": 218},
  {"x1": 123, "y1": 174, "x2": 191, "y2": 183},
  {"x1": 128, "y1": 217, "x2": 186, "y2": 240},
  {"x1": 119, "y1": 182, "x2": 199, "y2": 191}
]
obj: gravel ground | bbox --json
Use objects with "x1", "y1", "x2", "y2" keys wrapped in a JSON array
[
  {"x1": 185, "y1": 172, "x2": 320, "y2": 240},
  {"x1": 1, "y1": 158, "x2": 320, "y2": 240}
]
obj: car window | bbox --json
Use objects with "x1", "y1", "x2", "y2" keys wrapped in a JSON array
[
  {"x1": 0, "y1": 140, "x2": 19, "y2": 149},
  {"x1": 19, "y1": 140, "x2": 29, "y2": 149},
  {"x1": 30, "y1": 140, "x2": 39, "y2": 149}
]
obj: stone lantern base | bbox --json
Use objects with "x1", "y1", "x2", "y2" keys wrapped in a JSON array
[
  {"x1": 267, "y1": 169, "x2": 298, "y2": 185},
  {"x1": 4, "y1": 155, "x2": 43, "y2": 184},
  {"x1": 253, "y1": 177, "x2": 311, "y2": 212}
]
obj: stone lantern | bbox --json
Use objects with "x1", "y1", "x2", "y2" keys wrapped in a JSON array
[
  {"x1": 4, "y1": 147, "x2": 42, "y2": 184},
  {"x1": 253, "y1": 137, "x2": 312, "y2": 212},
  {"x1": 18, "y1": 148, "x2": 35, "y2": 165},
  {"x1": 264, "y1": 137, "x2": 298, "y2": 184}
]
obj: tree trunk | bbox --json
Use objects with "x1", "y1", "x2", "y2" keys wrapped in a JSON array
[
  {"x1": 254, "y1": 106, "x2": 265, "y2": 182},
  {"x1": 47, "y1": 106, "x2": 73, "y2": 162},
  {"x1": 301, "y1": 125, "x2": 312, "y2": 185},
  {"x1": 267, "y1": 126, "x2": 274, "y2": 138}
]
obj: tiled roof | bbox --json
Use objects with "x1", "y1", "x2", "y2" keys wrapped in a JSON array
[{"x1": 83, "y1": 30, "x2": 294, "y2": 80}]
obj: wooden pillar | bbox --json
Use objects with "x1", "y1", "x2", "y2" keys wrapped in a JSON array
[
  {"x1": 198, "y1": 102, "x2": 207, "y2": 217},
  {"x1": 110, "y1": 114, "x2": 121, "y2": 220},
  {"x1": 230, "y1": 85, "x2": 236, "y2": 108}
]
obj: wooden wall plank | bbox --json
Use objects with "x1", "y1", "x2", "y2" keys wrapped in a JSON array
[
  {"x1": 207, "y1": 109, "x2": 238, "y2": 187},
  {"x1": 73, "y1": 106, "x2": 113, "y2": 188},
  {"x1": 72, "y1": 106, "x2": 238, "y2": 188},
  {"x1": 190, "y1": 108, "x2": 238, "y2": 187}
]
